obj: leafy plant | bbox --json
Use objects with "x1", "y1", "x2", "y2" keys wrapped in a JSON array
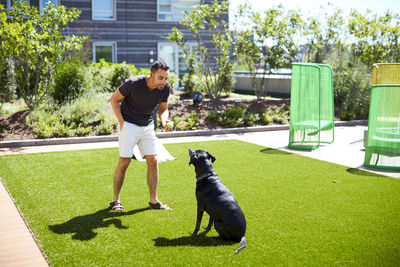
[
  {"x1": 0, "y1": 2, "x2": 87, "y2": 109},
  {"x1": 167, "y1": 72, "x2": 179, "y2": 91},
  {"x1": 261, "y1": 104, "x2": 289, "y2": 125},
  {"x1": 207, "y1": 105, "x2": 259, "y2": 128},
  {"x1": 171, "y1": 111, "x2": 200, "y2": 130},
  {"x1": 111, "y1": 62, "x2": 132, "y2": 89},
  {"x1": 260, "y1": 107, "x2": 274, "y2": 124},
  {"x1": 348, "y1": 10, "x2": 400, "y2": 67},
  {"x1": 52, "y1": 60, "x2": 86, "y2": 105},
  {"x1": 169, "y1": 0, "x2": 234, "y2": 100},
  {"x1": 243, "y1": 112, "x2": 260, "y2": 126},
  {"x1": 233, "y1": 4, "x2": 303, "y2": 99},
  {"x1": 86, "y1": 59, "x2": 115, "y2": 93},
  {"x1": 27, "y1": 94, "x2": 115, "y2": 138},
  {"x1": 181, "y1": 56, "x2": 197, "y2": 96}
]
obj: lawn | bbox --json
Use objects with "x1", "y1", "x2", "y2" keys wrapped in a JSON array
[{"x1": 1, "y1": 140, "x2": 400, "y2": 266}]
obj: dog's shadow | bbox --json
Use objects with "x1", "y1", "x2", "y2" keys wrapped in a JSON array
[
  {"x1": 153, "y1": 231, "x2": 236, "y2": 247},
  {"x1": 49, "y1": 207, "x2": 148, "y2": 241}
]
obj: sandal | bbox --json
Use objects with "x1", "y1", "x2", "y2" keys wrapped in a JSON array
[
  {"x1": 110, "y1": 200, "x2": 125, "y2": 211},
  {"x1": 148, "y1": 201, "x2": 172, "y2": 210}
]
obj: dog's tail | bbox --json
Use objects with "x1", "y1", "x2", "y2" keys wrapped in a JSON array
[{"x1": 235, "y1": 236, "x2": 247, "y2": 254}]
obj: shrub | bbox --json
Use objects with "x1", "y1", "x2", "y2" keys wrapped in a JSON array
[
  {"x1": 171, "y1": 111, "x2": 199, "y2": 130},
  {"x1": 261, "y1": 107, "x2": 274, "y2": 124},
  {"x1": 168, "y1": 72, "x2": 178, "y2": 90},
  {"x1": 207, "y1": 105, "x2": 259, "y2": 128},
  {"x1": 333, "y1": 65, "x2": 371, "y2": 120},
  {"x1": 327, "y1": 50, "x2": 371, "y2": 120},
  {"x1": 86, "y1": 59, "x2": 114, "y2": 93},
  {"x1": 181, "y1": 56, "x2": 196, "y2": 96},
  {"x1": 261, "y1": 104, "x2": 289, "y2": 125},
  {"x1": 0, "y1": 57, "x2": 17, "y2": 103},
  {"x1": 51, "y1": 60, "x2": 86, "y2": 104},
  {"x1": 111, "y1": 62, "x2": 132, "y2": 89},
  {"x1": 181, "y1": 73, "x2": 203, "y2": 97},
  {"x1": 219, "y1": 64, "x2": 235, "y2": 95},
  {"x1": 244, "y1": 112, "x2": 260, "y2": 126},
  {"x1": 27, "y1": 94, "x2": 115, "y2": 138}
]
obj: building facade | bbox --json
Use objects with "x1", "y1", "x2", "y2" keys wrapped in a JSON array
[{"x1": 1, "y1": 0, "x2": 226, "y2": 78}]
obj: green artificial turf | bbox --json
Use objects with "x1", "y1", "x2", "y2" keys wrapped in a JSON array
[{"x1": 1, "y1": 140, "x2": 400, "y2": 266}]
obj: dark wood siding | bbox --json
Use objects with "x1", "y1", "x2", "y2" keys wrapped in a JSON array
[
  {"x1": 2, "y1": 0, "x2": 227, "y2": 69},
  {"x1": 63, "y1": 0, "x2": 225, "y2": 69}
]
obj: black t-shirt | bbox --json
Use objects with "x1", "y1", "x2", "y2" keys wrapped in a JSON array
[{"x1": 118, "y1": 75, "x2": 170, "y2": 126}]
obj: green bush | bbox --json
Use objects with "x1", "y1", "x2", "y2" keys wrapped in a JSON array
[
  {"x1": 261, "y1": 107, "x2": 274, "y2": 124},
  {"x1": 244, "y1": 112, "x2": 260, "y2": 126},
  {"x1": 325, "y1": 50, "x2": 371, "y2": 120},
  {"x1": 171, "y1": 111, "x2": 199, "y2": 130},
  {"x1": 86, "y1": 60, "x2": 114, "y2": 93},
  {"x1": 181, "y1": 56, "x2": 197, "y2": 96},
  {"x1": 261, "y1": 104, "x2": 289, "y2": 125},
  {"x1": 207, "y1": 105, "x2": 259, "y2": 128},
  {"x1": 52, "y1": 60, "x2": 86, "y2": 104},
  {"x1": 0, "y1": 57, "x2": 17, "y2": 103},
  {"x1": 334, "y1": 66, "x2": 371, "y2": 120},
  {"x1": 85, "y1": 60, "x2": 152, "y2": 93},
  {"x1": 219, "y1": 64, "x2": 235, "y2": 95},
  {"x1": 168, "y1": 72, "x2": 178, "y2": 90},
  {"x1": 27, "y1": 94, "x2": 115, "y2": 138},
  {"x1": 181, "y1": 73, "x2": 203, "y2": 97},
  {"x1": 111, "y1": 62, "x2": 132, "y2": 89}
]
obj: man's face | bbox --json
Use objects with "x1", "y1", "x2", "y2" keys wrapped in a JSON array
[{"x1": 151, "y1": 69, "x2": 169, "y2": 90}]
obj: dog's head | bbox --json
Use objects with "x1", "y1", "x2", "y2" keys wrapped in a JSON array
[{"x1": 188, "y1": 149, "x2": 216, "y2": 177}]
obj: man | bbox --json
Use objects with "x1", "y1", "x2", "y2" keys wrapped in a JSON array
[{"x1": 109, "y1": 60, "x2": 173, "y2": 211}]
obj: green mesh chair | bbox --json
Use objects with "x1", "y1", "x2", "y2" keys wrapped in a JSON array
[
  {"x1": 372, "y1": 63, "x2": 400, "y2": 84},
  {"x1": 364, "y1": 85, "x2": 400, "y2": 170},
  {"x1": 289, "y1": 63, "x2": 334, "y2": 150}
]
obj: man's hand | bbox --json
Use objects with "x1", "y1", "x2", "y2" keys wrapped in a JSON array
[
  {"x1": 162, "y1": 120, "x2": 174, "y2": 131},
  {"x1": 110, "y1": 89, "x2": 125, "y2": 130}
]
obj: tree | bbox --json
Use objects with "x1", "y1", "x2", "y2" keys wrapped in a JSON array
[
  {"x1": 304, "y1": 6, "x2": 346, "y2": 63},
  {"x1": 168, "y1": 0, "x2": 234, "y2": 100},
  {"x1": 0, "y1": 2, "x2": 87, "y2": 109},
  {"x1": 348, "y1": 10, "x2": 400, "y2": 67},
  {"x1": 233, "y1": 4, "x2": 303, "y2": 99}
]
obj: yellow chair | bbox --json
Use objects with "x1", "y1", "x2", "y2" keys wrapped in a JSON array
[{"x1": 372, "y1": 63, "x2": 400, "y2": 84}]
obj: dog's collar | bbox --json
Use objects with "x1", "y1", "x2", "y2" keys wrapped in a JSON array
[{"x1": 197, "y1": 171, "x2": 216, "y2": 182}]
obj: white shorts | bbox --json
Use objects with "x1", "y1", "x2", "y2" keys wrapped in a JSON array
[{"x1": 117, "y1": 121, "x2": 157, "y2": 158}]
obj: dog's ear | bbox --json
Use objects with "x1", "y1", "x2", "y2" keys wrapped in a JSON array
[
  {"x1": 207, "y1": 152, "x2": 216, "y2": 163},
  {"x1": 189, "y1": 155, "x2": 197, "y2": 166},
  {"x1": 189, "y1": 149, "x2": 196, "y2": 166}
]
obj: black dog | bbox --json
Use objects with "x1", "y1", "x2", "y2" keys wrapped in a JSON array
[{"x1": 188, "y1": 149, "x2": 247, "y2": 254}]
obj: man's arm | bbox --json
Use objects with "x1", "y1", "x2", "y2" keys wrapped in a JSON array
[
  {"x1": 158, "y1": 102, "x2": 172, "y2": 130},
  {"x1": 110, "y1": 88, "x2": 126, "y2": 128}
]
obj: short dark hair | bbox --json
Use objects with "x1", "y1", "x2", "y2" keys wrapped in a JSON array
[{"x1": 151, "y1": 60, "x2": 170, "y2": 73}]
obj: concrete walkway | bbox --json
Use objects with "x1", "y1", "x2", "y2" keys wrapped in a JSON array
[{"x1": 0, "y1": 126, "x2": 399, "y2": 266}]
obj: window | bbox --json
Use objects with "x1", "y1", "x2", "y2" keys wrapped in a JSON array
[
  {"x1": 92, "y1": 0, "x2": 116, "y2": 20},
  {"x1": 157, "y1": 0, "x2": 200, "y2": 22},
  {"x1": 39, "y1": 0, "x2": 58, "y2": 14},
  {"x1": 93, "y1": 42, "x2": 116, "y2": 63},
  {"x1": 6, "y1": 0, "x2": 29, "y2": 9},
  {"x1": 158, "y1": 42, "x2": 197, "y2": 83}
]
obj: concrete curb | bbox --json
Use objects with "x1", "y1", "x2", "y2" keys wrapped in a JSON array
[{"x1": 0, "y1": 120, "x2": 367, "y2": 148}]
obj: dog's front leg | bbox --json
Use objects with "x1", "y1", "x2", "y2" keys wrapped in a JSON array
[
  {"x1": 191, "y1": 204, "x2": 204, "y2": 236},
  {"x1": 205, "y1": 216, "x2": 213, "y2": 231}
]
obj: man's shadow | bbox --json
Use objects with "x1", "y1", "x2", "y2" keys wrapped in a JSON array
[
  {"x1": 49, "y1": 207, "x2": 147, "y2": 241},
  {"x1": 153, "y1": 231, "x2": 236, "y2": 247}
]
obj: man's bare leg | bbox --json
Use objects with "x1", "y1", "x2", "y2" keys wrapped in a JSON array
[
  {"x1": 113, "y1": 157, "x2": 131, "y2": 202},
  {"x1": 145, "y1": 155, "x2": 159, "y2": 204},
  {"x1": 145, "y1": 155, "x2": 172, "y2": 210}
]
